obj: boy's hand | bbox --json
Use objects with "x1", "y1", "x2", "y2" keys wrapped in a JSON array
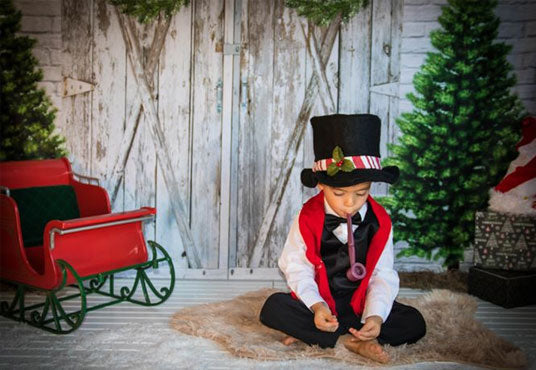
[
  {"x1": 349, "y1": 315, "x2": 382, "y2": 341},
  {"x1": 311, "y1": 302, "x2": 339, "y2": 332}
]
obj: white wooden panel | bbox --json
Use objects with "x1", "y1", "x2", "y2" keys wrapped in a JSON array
[
  {"x1": 301, "y1": 122, "x2": 317, "y2": 203},
  {"x1": 218, "y1": 0, "x2": 237, "y2": 271},
  {"x1": 123, "y1": 20, "x2": 157, "y2": 241},
  {"x1": 264, "y1": 2, "x2": 307, "y2": 268},
  {"x1": 228, "y1": 267, "x2": 283, "y2": 280},
  {"x1": 244, "y1": 14, "x2": 341, "y2": 268},
  {"x1": 91, "y1": 0, "x2": 126, "y2": 211},
  {"x1": 227, "y1": 0, "x2": 243, "y2": 268},
  {"x1": 56, "y1": 0, "x2": 407, "y2": 274},
  {"x1": 60, "y1": 0, "x2": 93, "y2": 175},
  {"x1": 155, "y1": 6, "x2": 193, "y2": 271},
  {"x1": 236, "y1": 0, "x2": 275, "y2": 267},
  {"x1": 302, "y1": 20, "x2": 343, "y2": 204},
  {"x1": 389, "y1": 0, "x2": 403, "y2": 146},
  {"x1": 190, "y1": 0, "x2": 225, "y2": 268},
  {"x1": 301, "y1": 20, "x2": 341, "y2": 200},
  {"x1": 370, "y1": 0, "x2": 401, "y2": 197},
  {"x1": 338, "y1": 5, "x2": 372, "y2": 114}
]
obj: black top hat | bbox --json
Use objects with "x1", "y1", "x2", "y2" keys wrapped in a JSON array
[{"x1": 301, "y1": 114, "x2": 399, "y2": 188}]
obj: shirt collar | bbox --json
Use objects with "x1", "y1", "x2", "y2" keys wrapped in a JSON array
[{"x1": 324, "y1": 198, "x2": 368, "y2": 220}]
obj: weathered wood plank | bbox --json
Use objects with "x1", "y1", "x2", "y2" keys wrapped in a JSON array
[
  {"x1": 91, "y1": 0, "x2": 127, "y2": 210},
  {"x1": 300, "y1": 22, "x2": 319, "y2": 205},
  {"x1": 60, "y1": 0, "x2": 93, "y2": 175},
  {"x1": 338, "y1": 3, "x2": 372, "y2": 114},
  {"x1": 116, "y1": 9, "x2": 202, "y2": 268},
  {"x1": 319, "y1": 21, "x2": 339, "y2": 117},
  {"x1": 123, "y1": 17, "x2": 158, "y2": 241},
  {"x1": 107, "y1": 17, "x2": 171, "y2": 207},
  {"x1": 248, "y1": 15, "x2": 341, "y2": 267},
  {"x1": 227, "y1": 0, "x2": 243, "y2": 268},
  {"x1": 155, "y1": 5, "x2": 193, "y2": 271},
  {"x1": 218, "y1": 0, "x2": 239, "y2": 271},
  {"x1": 301, "y1": 19, "x2": 341, "y2": 203},
  {"x1": 264, "y1": 2, "x2": 308, "y2": 268},
  {"x1": 389, "y1": 0, "x2": 403, "y2": 147},
  {"x1": 369, "y1": 0, "x2": 399, "y2": 196},
  {"x1": 300, "y1": 20, "x2": 336, "y2": 114},
  {"x1": 301, "y1": 20, "x2": 341, "y2": 204},
  {"x1": 236, "y1": 0, "x2": 275, "y2": 267},
  {"x1": 189, "y1": 0, "x2": 225, "y2": 268}
]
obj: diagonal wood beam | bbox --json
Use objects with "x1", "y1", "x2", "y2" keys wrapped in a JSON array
[
  {"x1": 300, "y1": 20, "x2": 337, "y2": 114},
  {"x1": 248, "y1": 15, "x2": 341, "y2": 267},
  {"x1": 108, "y1": 16, "x2": 172, "y2": 206},
  {"x1": 116, "y1": 10, "x2": 202, "y2": 268}
]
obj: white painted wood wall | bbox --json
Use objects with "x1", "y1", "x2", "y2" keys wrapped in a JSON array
[{"x1": 13, "y1": 0, "x2": 535, "y2": 277}]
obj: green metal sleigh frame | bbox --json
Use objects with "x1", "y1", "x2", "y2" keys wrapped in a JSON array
[
  {"x1": 0, "y1": 158, "x2": 176, "y2": 334},
  {"x1": 1, "y1": 241, "x2": 175, "y2": 334}
]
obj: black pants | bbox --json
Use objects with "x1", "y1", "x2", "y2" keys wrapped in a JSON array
[{"x1": 260, "y1": 292, "x2": 426, "y2": 348}]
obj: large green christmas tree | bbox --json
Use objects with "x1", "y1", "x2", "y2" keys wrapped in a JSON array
[
  {"x1": 0, "y1": 0, "x2": 66, "y2": 161},
  {"x1": 384, "y1": 0, "x2": 524, "y2": 267}
]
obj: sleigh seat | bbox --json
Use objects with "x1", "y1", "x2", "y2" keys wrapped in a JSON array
[{"x1": 0, "y1": 158, "x2": 175, "y2": 333}]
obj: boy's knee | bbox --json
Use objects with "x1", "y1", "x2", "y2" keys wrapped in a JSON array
[
  {"x1": 259, "y1": 292, "x2": 287, "y2": 325},
  {"x1": 407, "y1": 306, "x2": 426, "y2": 343}
]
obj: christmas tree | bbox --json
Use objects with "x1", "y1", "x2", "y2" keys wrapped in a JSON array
[
  {"x1": 0, "y1": 0, "x2": 66, "y2": 161},
  {"x1": 384, "y1": 0, "x2": 524, "y2": 267}
]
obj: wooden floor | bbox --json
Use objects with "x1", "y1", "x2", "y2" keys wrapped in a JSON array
[{"x1": 0, "y1": 280, "x2": 535, "y2": 369}]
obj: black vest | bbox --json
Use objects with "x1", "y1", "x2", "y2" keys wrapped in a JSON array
[{"x1": 320, "y1": 202, "x2": 380, "y2": 298}]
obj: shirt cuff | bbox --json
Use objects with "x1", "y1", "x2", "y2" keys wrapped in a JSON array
[
  {"x1": 361, "y1": 299, "x2": 391, "y2": 324},
  {"x1": 298, "y1": 291, "x2": 327, "y2": 311}
]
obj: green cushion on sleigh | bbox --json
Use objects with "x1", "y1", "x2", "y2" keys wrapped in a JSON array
[{"x1": 10, "y1": 185, "x2": 80, "y2": 247}]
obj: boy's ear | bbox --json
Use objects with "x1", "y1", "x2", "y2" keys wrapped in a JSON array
[{"x1": 317, "y1": 183, "x2": 325, "y2": 191}]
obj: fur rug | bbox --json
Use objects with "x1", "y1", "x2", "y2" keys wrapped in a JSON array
[{"x1": 170, "y1": 289, "x2": 527, "y2": 368}]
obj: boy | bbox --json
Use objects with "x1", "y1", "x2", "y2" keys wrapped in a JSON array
[{"x1": 260, "y1": 114, "x2": 426, "y2": 364}]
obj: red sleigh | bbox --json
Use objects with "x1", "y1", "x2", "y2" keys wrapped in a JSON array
[{"x1": 0, "y1": 158, "x2": 175, "y2": 333}]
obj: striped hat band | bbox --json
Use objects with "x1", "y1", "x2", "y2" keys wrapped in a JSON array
[{"x1": 312, "y1": 156, "x2": 382, "y2": 172}]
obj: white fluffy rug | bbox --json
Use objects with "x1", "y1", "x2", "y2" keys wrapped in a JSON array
[{"x1": 170, "y1": 289, "x2": 527, "y2": 369}]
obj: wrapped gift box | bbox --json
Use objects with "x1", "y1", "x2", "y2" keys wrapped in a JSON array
[
  {"x1": 468, "y1": 267, "x2": 536, "y2": 308},
  {"x1": 474, "y1": 211, "x2": 536, "y2": 271}
]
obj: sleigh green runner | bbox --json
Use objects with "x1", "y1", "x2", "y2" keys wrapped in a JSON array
[{"x1": 0, "y1": 241, "x2": 175, "y2": 334}]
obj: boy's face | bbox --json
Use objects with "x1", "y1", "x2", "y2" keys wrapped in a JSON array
[{"x1": 318, "y1": 182, "x2": 372, "y2": 218}]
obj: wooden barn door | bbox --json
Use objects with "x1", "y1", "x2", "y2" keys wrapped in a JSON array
[
  {"x1": 232, "y1": 0, "x2": 402, "y2": 274},
  {"x1": 61, "y1": 0, "x2": 228, "y2": 278},
  {"x1": 60, "y1": 0, "x2": 401, "y2": 278}
]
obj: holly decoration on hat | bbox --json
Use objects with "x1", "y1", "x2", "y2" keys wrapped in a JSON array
[{"x1": 327, "y1": 146, "x2": 355, "y2": 176}]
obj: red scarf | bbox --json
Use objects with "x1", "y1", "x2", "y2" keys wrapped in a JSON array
[{"x1": 296, "y1": 191, "x2": 392, "y2": 316}]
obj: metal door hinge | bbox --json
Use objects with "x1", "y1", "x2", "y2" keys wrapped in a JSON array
[{"x1": 63, "y1": 77, "x2": 95, "y2": 97}]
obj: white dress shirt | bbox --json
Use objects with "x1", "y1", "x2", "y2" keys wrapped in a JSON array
[{"x1": 278, "y1": 198, "x2": 399, "y2": 323}]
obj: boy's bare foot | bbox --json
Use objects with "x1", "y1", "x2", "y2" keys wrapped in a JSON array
[
  {"x1": 281, "y1": 335, "x2": 299, "y2": 346},
  {"x1": 343, "y1": 336, "x2": 390, "y2": 364}
]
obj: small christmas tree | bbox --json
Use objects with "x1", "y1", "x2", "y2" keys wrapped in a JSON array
[
  {"x1": 0, "y1": 0, "x2": 66, "y2": 161},
  {"x1": 384, "y1": 0, "x2": 524, "y2": 267}
]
